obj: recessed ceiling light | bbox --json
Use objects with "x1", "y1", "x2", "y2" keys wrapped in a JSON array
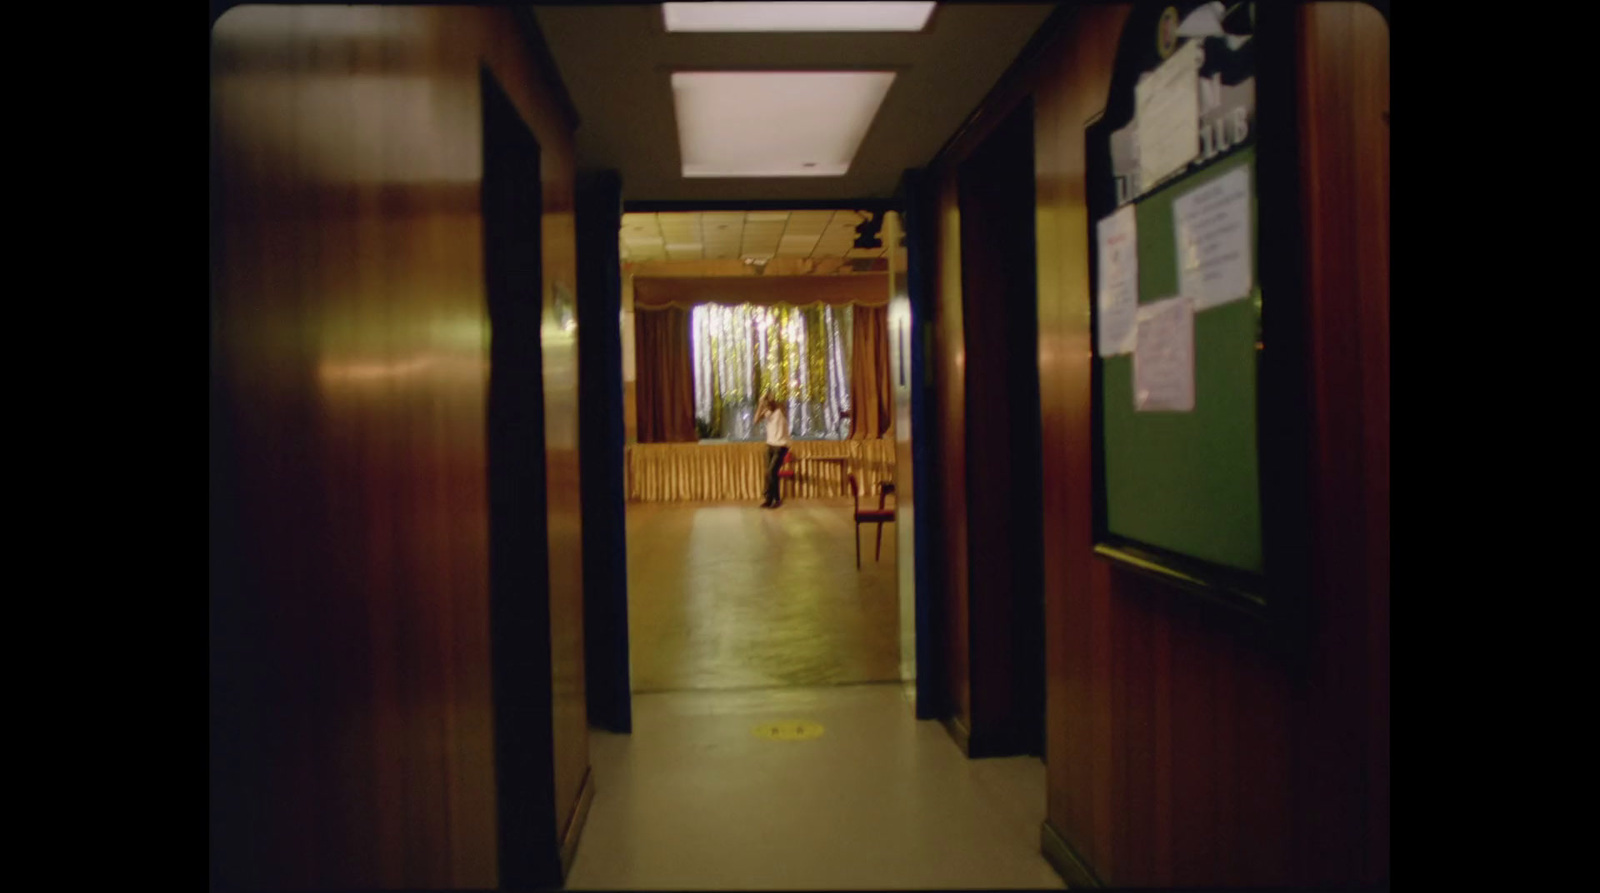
[
  {"x1": 662, "y1": 2, "x2": 936, "y2": 33},
  {"x1": 672, "y1": 71, "x2": 896, "y2": 178}
]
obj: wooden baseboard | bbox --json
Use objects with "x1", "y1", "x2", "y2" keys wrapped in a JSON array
[
  {"x1": 1040, "y1": 820, "x2": 1103, "y2": 889},
  {"x1": 559, "y1": 766, "x2": 596, "y2": 877}
]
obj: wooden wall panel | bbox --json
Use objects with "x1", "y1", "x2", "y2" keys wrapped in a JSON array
[
  {"x1": 933, "y1": 174, "x2": 972, "y2": 734},
  {"x1": 477, "y1": 15, "x2": 593, "y2": 857},
  {"x1": 886, "y1": 211, "x2": 917, "y2": 683},
  {"x1": 925, "y1": 1, "x2": 1387, "y2": 888},
  {"x1": 621, "y1": 273, "x2": 638, "y2": 444},
  {"x1": 209, "y1": 7, "x2": 587, "y2": 889},
  {"x1": 1293, "y1": 4, "x2": 1390, "y2": 885}
]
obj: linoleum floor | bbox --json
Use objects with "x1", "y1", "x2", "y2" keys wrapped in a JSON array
[
  {"x1": 625, "y1": 500, "x2": 902, "y2": 693},
  {"x1": 565, "y1": 684, "x2": 1064, "y2": 890}
]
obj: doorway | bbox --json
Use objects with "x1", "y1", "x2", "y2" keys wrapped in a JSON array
[
  {"x1": 956, "y1": 98, "x2": 1046, "y2": 758},
  {"x1": 611, "y1": 207, "x2": 910, "y2": 698},
  {"x1": 481, "y1": 67, "x2": 561, "y2": 890}
]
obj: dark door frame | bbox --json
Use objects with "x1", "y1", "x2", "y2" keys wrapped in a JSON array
[
  {"x1": 482, "y1": 66, "x2": 564, "y2": 891},
  {"x1": 954, "y1": 96, "x2": 1047, "y2": 759},
  {"x1": 899, "y1": 169, "x2": 945, "y2": 722},
  {"x1": 576, "y1": 170, "x2": 634, "y2": 734}
]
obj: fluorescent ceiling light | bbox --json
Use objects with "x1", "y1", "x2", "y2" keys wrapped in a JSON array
[
  {"x1": 672, "y1": 71, "x2": 896, "y2": 178},
  {"x1": 663, "y1": 2, "x2": 936, "y2": 33}
]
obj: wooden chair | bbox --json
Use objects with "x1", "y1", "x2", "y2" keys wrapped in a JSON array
[
  {"x1": 777, "y1": 450, "x2": 796, "y2": 498},
  {"x1": 846, "y1": 473, "x2": 894, "y2": 568}
]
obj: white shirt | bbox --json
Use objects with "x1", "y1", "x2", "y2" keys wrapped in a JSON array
[{"x1": 764, "y1": 407, "x2": 790, "y2": 447}]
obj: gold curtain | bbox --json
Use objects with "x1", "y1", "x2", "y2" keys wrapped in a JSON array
[
  {"x1": 848, "y1": 304, "x2": 893, "y2": 439},
  {"x1": 626, "y1": 440, "x2": 896, "y2": 502},
  {"x1": 635, "y1": 306, "x2": 697, "y2": 442}
]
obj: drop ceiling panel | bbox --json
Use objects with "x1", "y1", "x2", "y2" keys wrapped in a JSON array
[
  {"x1": 782, "y1": 210, "x2": 836, "y2": 234},
  {"x1": 622, "y1": 210, "x2": 893, "y2": 262},
  {"x1": 776, "y1": 235, "x2": 823, "y2": 256}
]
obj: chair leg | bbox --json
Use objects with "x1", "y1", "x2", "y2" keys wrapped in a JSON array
[
  {"x1": 855, "y1": 523, "x2": 861, "y2": 569},
  {"x1": 875, "y1": 521, "x2": 884, "y2": 561}
]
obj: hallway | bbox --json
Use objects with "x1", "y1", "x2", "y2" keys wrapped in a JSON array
[
  {"x1": 209, "y1": 5, "x2": 1389, "y2": 889},
  {"x1": 626, "y1": 500, "x2": 902, "y2": 693},
  {"x1": 573, "y1": 499, "x2": 1062, "y2": 888},
  {"x1": 566, "y1": 684, "x2": 1063, "y2": 891}
]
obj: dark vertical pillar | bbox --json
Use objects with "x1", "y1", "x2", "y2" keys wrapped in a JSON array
[
  {"x1": 575, "y1": 170, "x2": 632, "y2": 733},
  {"x1": 482, "y1": 68, "x2": 562, "y2": 891},
  {"x1": 900, "y1": 168, "x2": 945, "y2": 722}
]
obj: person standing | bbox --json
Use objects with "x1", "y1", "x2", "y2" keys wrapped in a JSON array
[{"x1": 754, "y1": 393, "x2": 790, "y2": 508}]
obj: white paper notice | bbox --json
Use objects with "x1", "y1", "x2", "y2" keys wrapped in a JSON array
[
  {"x1": 1096, "y1": 204, "x2": 1139, "y2": 356},
  {"x1": 1133, "y1": 296, "x2": 1196, "y2": 412},
  {"x1": 1135, "y1": 40, "x2": 1200, "y2": 194},
  {"x1": 1173, "y1": 165, "x2": 1252, "y2": 309}
]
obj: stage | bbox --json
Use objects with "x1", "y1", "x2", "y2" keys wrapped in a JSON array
[{"x1": 624, "y1": 438, "x2": 896, "y2": 503}]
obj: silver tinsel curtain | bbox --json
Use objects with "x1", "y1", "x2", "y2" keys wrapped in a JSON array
[{"x1": 691, "y1": 303, "x2": 854, "y2": 440}]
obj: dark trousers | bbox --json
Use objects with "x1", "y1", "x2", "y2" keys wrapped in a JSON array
[{"x1": 764, "y1": 445, "x2": 789, "y2": 503}]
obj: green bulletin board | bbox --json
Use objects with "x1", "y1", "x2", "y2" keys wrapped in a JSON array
[
  {"x1": 1102, "y1": 149, "x2": 1261, "y2": 573},
  {"x1": 1087, "y1": 1, "x2": 1269, "y2": 610}
]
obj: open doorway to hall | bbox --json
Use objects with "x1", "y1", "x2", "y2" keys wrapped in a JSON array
[{"x1": 616, "y1": 207, "x2": 917, "y2": 698}]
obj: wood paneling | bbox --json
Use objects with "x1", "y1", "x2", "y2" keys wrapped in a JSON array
[
  {"x1": 1293, "y1": 4, "x2": 1390, "y2": 884},
  {"x1": 933, "y1": 172, "x2": 972, "y2": 734},
  {"x1": 209, "y1": 7, "x2": 587, "y2": 889},
  {"x1": 924, "y1": 1, "x2": 1387, "y2": 887},
  {"x1": 886, "y1": 211, "x2": 918, "y2": 683}
]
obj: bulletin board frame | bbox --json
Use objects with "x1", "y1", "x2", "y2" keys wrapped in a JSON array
[{"x1": 1085, "y1": 0, "x2": 1311, "y2": 625}]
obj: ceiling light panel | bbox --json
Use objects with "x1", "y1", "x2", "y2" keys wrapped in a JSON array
[
  {"x1": 662, "y1": 2, "x2": 936, "y2": 33},
  {"x1": 672, "y1": 71, "x2": 897, "y2": 178}
]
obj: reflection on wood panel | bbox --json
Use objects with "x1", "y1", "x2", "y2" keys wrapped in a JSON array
[
  {"x1": 933, "y1": 173, "x2": 972, "y2": 735},
  {"x1": 1024, "y1": 3, "x2": 1387, "y2": 888},
  {"x1": 1029, "y1": 9, "x2": 1129, "y2": 882},
  {"x1": 209, "y1": 6, "x2": 587, "y2": 889},
  {"x1": 886, "y1": 210, "x2": 917, "y2": 684}
]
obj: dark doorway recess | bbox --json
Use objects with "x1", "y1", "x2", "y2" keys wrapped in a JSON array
[
  {"x1": 576, "y1": 170, "x2": 633, "y2": 734},
  {"x1": 956, "y1": 97, "x2": 1046, "y2": 758},
  {"x1": 482, "y1": 67, "x2": 562, "y2": 890}
]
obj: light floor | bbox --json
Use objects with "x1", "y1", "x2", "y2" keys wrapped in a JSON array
[
  {"x1": 626, "y1": 500, "x2": 901, "y2": 692},
  {"x1": 565, "y1": 684, "x2": 1065, "y2": 890},
  {"x1": 565, "y1": 501, "x2": 1063, "y2": 890}
]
